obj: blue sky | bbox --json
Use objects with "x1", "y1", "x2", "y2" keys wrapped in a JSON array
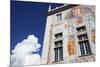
[{"x1": 11, "y1": 1, "x2": 63, "y2": 55}]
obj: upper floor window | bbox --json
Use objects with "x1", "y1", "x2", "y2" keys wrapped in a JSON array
[
  {"x1": 56, "y1": 13, "x2": 62, "y2": 22},
  {"x1": 76, "y1": 26, "x2": 86, "y2": 33},
  {"x1": 55, "y1": 32, "x2": 62, "y2": 39},
  {"x1": 78, "y1": 34, "x2": 88, "y2": 41}
]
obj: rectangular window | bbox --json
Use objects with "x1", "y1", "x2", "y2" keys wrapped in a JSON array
[
  {"x1": 79, "y1": 40, "x2": 92, "y2": 56},
  {"x1": 56, "y1": 13, "x2": 62, "y2": 22},
  {"x1": 79, "y1": 42, "x2": 85, "y2": 56},
  {"x1": 84, "y1": 41, "x2": 92, "y2": 55},
  {"x1": 54, "y1": 32, "x2": 63, "y2": 62},
  {"x1": 77, "y1": 26, "x2": 92, "y2": 56},
  {"x1": 78, "y1": 34, "x2": 88, "y2": 41},
  {"x1": 54, "y1": 47, "x2": 63, "y2": 62},
  {"x1": 76, "y1": 26, "x2": 86, "y2": 32},
  {"x1": 55, "y1": 40, "x2": 63, "y2": 47},
  {"x1": 55, "y1": 32, "x2": 62, "y2": 39},
  {"x1": 59, "y1": 47, "x2": 63, "y2": 61},
  {"x1": 54, "y1": 48, "x2": 58, "y2": 62}
]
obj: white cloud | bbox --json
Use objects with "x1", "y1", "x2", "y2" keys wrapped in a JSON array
[
  {"x1": 24, "y1": 54, "x2": 40, "y2": 65},
  {"x1": 11, "y1": 35, "x2": 41, "y2": 67}
]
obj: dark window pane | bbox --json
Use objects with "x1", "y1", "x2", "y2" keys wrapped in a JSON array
[
  {"x1": 54, "y1": 48, "x2": 58, "y2": 61},
  {"x1": 59, "y1": 47, "x2": 63, "y2": 61},
  {"x1": 55, "y1": 32, "x2": 62, "y2": 39},
  {"x1": 76, "y1": 26, "x2": 86, "y2": 32},
  {"x1": 85, "y1": 41, "x2": 92, "y2": 55},
  {"x1": 78, "y1": 34, "x2": 88, "y2": 41},
  {"x1": 79, "y1": 43, "x2": 85, "y2": 56}
]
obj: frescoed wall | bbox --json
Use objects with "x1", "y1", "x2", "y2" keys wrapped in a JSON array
[{"x1": 42, "y1": 4, "x2": 95, "y2": 64}]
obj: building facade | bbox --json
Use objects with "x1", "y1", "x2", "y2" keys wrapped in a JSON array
[{"x1": 41, "y1": 4, "x2": 95, "y2": 64}]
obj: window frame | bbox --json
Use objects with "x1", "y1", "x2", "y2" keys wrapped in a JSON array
[{"x1": 56, "y1": 13, "x2": 62, "y2": 22}]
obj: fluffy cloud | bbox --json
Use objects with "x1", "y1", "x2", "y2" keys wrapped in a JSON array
[{"x1": 11, "y1": 35, "x2": 41, "y2": 67}]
